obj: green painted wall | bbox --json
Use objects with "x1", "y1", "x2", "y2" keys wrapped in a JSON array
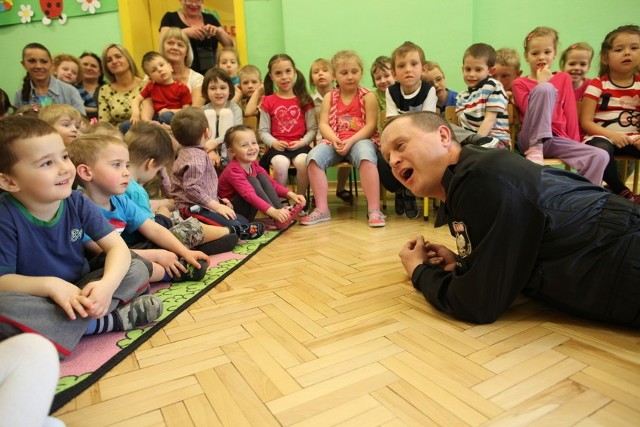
[
  {"x1": 0, "y1": 12, "x2": 123, "y2": 101},
  {"x1": 1, "y1": 0, "x2": 637, "y2": 103}
]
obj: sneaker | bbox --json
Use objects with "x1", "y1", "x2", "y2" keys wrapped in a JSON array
[
  {"x1": 172, "y1": 259, "x2": 209, "y2": 282},
  {"x1": 619, "y1": 189, "x2": 640, "y2": 204},
  {"x1": 403, "y1": 190, "x2": 419, "y2": 219},
  {"x1": 115, "y1": 294, "x2": 163, "y2": 330},
  {"x1": 394, "y1": 191, "x2": 404, "y2": 215},
  {"x1": 229, "y1": 222, "x2": 265, "y2": 240},
  {"x1": 299, "y1": 209, "x2": 331, "y2": 225},
  {"x1": 368, "y1": 209, "x2": 386, "y2": 227},
  {"x1": 274, "y1": 204, "x2": 304, "y2": 229}
]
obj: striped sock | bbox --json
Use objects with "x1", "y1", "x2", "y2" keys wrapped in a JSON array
[
  {"x1": 84, "y1": 313, "x2": 117, "y2": 335},
  {"x1": 525, "y1": 141, "x2": 544, "y2": 165}
]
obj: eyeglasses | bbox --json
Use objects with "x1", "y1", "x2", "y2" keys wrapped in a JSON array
[{"x1": 183, "y1": 0, "x2": 203, "y2": 4}]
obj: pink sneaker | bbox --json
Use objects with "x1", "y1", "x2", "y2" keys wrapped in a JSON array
[
  {"x1": 619, "y1": 189, "x2": 640, "y2": 204},
  {"x1": 299, "y1": 209, "x2": 331, "y2": 225},
  {"x1": 274, "y1": 204, "x2": 305, "y2": 229},
  {"x1": 368, "y1": 210, "x2": 386, "y2": 227}
]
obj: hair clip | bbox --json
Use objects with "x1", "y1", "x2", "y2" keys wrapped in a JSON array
[
  {"x1": 89, "y1": 117, "x2": 98, "y2": 124},
  {"x1": 570, "y1": 43, "x2": 579, "y2": 49}
]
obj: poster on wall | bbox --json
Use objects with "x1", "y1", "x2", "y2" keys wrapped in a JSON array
[{"x1": 0, "y1": 0, "x2": 118, "y2": 26}]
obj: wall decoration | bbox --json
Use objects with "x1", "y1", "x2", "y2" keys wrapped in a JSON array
[{"x1": 0, "y1": 0, "x2": 115, "y2": 26}]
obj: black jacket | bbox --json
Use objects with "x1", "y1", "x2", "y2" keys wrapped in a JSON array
[{"x1": 413, "y1": 146, "x2": 640, "y2": 326}]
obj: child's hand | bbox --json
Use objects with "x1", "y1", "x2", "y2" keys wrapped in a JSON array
[
  {"x1": 215, "y1": 204, "x2": 237, "y2": 220},
  {"x1": 208, "y1": 150, "x2": 222, "y2": 167},
  {"x1": 335, "y1": 139, "x2": 353, "y2": 156},
  {"x1": 153, "y1": 249, "x2": 184, "y2": 278},
  {"x1": 130, "y1": 113, "x2": 141, "y2": 126},
  {"x1": 287, "y1": 140, "x2": 304, "y2": 150},
  {"x1": 182, "y1": 250, "x2": 209, "y2": 270},
  {"x1": 80, "y1": 280, "x2": 115, "y2": 319},
  {"x1": 221, "y1": 198, "x2": 234, "y2": 209},
  {"x1": 536, "y1": 65, "x2": 553, "y2": 83},
  {"x1": 610, "y1": 133, "x2": 634, "y2": 148},
  {"x1": 289, "y1": 193, "x2": 306, "y2": 206},
  {"x1": 48, "y1": 278, "x2": 94, "y2": 320},
  {"x1": 272, "y1": 140, "x2": 288, "y2": 151},
  {"x1": 269, "y1": 207, "x2": 292, "y2": 223}
]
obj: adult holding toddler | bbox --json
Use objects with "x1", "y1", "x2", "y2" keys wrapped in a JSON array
[
  {"x1": 160, "y1": 0, "x2": 235, "y2": 75},
  {"x1": 159, "y1": 27, "x2": 206, "y2": 107}
]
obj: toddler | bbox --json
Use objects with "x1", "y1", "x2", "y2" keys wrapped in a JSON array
[
  {"x1": 130, "y1": 51, "x2": 192, "y2": 127},
  {"x1": 219, "y1": 125, "x2": 305, "y2": 229},
  {"x1": 53, "y1": 53, "x2": 82, "y2": 86}
]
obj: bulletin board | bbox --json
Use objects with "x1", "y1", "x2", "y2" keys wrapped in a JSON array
[{"x1": 0, "y1": 0, "x2": 118, "y2": 26}]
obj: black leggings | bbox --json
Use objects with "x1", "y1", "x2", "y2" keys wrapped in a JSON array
[
  {"x1": 232, "y1": 174, "x2": 283, "y2": 221},
  {"x1": 586, "y1": 136, "x2": 640, "y2": 194}
]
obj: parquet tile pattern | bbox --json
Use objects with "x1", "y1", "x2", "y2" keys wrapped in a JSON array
[{"x1": 56, "y1": 195, "x2": 640, "y2": 426}]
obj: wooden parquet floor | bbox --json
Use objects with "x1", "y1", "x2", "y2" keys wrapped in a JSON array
[{"x1": 55, "y1": 194, "x2": 640, "y2": 426}]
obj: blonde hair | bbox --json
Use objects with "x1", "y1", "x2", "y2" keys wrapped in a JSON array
[
  {"x1": 159, "y1": 27, "x2": 194, "y2": 67},
  {"x1": 524, "y1": 27, "x2": 559, "y2": 54},
  {"x1": 68, "y1": 134, "x2": 128, "y2": 169},
  {"x1": 559, "y1": 42, "x2": 594, "y2": 70},
  {"x1": 495, "y1": 48, "x2": 521, "y2": 70},
  {"x1": 101, "y1": 44, "x2": 140, "y2": 83},
  {"x1": 308, "y1": 58, "x2": 332, "y2": 91},
  {"x1": 83, "y1": 121, "x2": 123, "y2": 139},
  {"x1": 331, "y1": 50, "x2": 364, "y2": 72},
  {"x1": 38, "y1": 104, "x2": 82, "y2": 126},
  {"x1": 217, "y1": 47, "x2": 240, "y2": 66},
  {"x1": 53, "y1": 53, "x2": 83, "y2": 82},
  {"x1": 238, "y1": 64, "x2": 261, "y2": 81}
]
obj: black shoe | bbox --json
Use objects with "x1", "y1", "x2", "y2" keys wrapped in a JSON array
[
  {"x1": 228, "y1": 222, "x2": 265, "y2": 240},
  {"x1": 172, "y1": 259, "x2": 208, "y2": 282},
  {"x1": 394, "y1": 191, "x2": 404, "y2": 215},
  {"x1": 403, "y1": 190, "x2": 419, "y2": 219}
]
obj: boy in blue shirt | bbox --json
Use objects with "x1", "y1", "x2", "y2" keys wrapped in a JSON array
[
  {"x1": 69, "y1": 133, "x2": 210, "y2": 284},
  {"x1": 0, "y1": 116, "x2": 160, "y2": 358}
]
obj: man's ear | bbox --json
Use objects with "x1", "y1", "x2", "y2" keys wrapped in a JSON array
[
  {"x1": 438, "y1": 124, "x2": 453, "y2": 147},
  {"x1": 0, "y1": 173, "x2": 19, "y2": 192},
  {"x1": 75, "y1": 164, "x2": 92, "y2": 182}
]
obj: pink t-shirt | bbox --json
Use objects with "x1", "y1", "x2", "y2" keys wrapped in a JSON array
[{"x1": 260, "y1": 94, "x2": 312, "y2": 142}]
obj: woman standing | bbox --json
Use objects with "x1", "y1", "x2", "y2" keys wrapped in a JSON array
[
  {"x1": 159, "y1": 27, "x2": 206, "y2": 107},
  {"x1": 78, "y1": 52, "x2": 106, "y2": 119},
  {"x1": 159, "y1": 0, "x2": 234, "y2": 75},
  {"x1": 14, "y1": 42, "x2": 86, "y2": 115},
  {"x1": 98, "y1": 44, "x2": 143, "y2": 129}
]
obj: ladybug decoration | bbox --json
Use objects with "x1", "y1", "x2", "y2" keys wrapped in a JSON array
[{"x1": 40, "y1": 0, "x2": 67, "y2": 25}]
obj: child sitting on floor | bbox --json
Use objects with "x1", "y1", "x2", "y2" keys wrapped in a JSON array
[
  {"x1": 170, "y1": 107, "x2": 264, "y2": 239},
  {"x1": 0, "y1": 116, "x2": 161, "y2": 358},
  {"x1": 124, "y1": 122, "x2": 244, "y2": 253},
  {"x1": 69, "y1": 133, "x2": 210, "y2": 283},
  {"x1": 219, "y1": 125, "x2": 305, "y2": 229}
]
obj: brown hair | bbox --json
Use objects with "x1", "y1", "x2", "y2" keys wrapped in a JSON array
[
  {"x1": 201, "y1": 67, "x2": 235, "y2": 103},
  {"x1": 170, "y1": 107, "x2": 208, "y2": 147},
  {"x1": 0, "y1": 116, "x2": 56, "y2": 173},
  {"x1": 391, "y1": 41, "x2": 426, "y2": 69},
  {"x1": 598, "y1": 25, "x2": 640, "y2": 76},
  {"x1": 370, "y1": 56, "x2": 392, "y2": 86},
  {"x1": 264, "y1": 54, "x2": 313, "y2": 108},
  {"x1": 125, "y1": 122, "x2": 174, "y2": 166},
  {"x1": 523, "y1": 27, "x2": 559, "y2": 54},
  {"x1": 559, "y1": 42, "x2": 594, "y2": 70},
  {"x1": 463, "y1": 43, "x2": 497, "y2": 67},
  {"x1": 223, "y1": 124, "x2": 255, "y2": 149},
  {"x1": 101, "y1": 44, "x2": 140, "y2": 83},
  {"x1": 383, "y1": 111, "x2": 456, "y2": 142}
]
